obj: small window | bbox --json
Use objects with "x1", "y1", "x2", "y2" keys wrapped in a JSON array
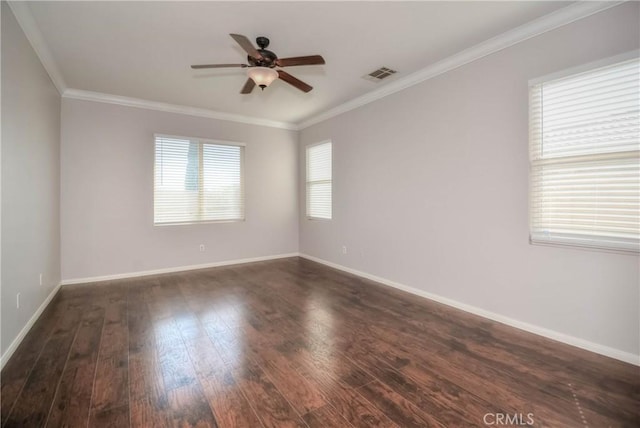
[
  {"x1": 306, "y1": 141, "x2": 332, "y2": 219},
  {"x1": 154, "y1": 135, "x2": 244, "y2": 225},
  {"x1": 529, "y1": 56, "x2": 639, "y2": 252}
]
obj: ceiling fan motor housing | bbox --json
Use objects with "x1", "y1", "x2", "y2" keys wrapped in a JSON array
[
  {"x1": 248, "y1": 36, "x2": 278, "y2": 68},
  {"x1": 249, "y1": 50, "x2": 277, "y2": 67}
]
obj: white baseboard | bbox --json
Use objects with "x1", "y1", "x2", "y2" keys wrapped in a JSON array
[
  {"x1": 1, "y1": 282, "x2": 62, "y2": 369},
  {"x1": 8, "y1": 253, "x2": 636, "y2": 368},
  {"x1": 299, "y1": 253, "x2": 639, "y2": 366},
  {"x1": 60, "y1": 252, "x2": 300, "y2": 286}
]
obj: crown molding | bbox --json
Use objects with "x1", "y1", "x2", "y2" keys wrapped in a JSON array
[
  {"x1": 8, "y1": 0, "x2": 295, "y2": 130},
  {"x1": 7, "y1": 1, "x2": 67, "y2": 94},
  {"x1": 8, "y1": 0, "x2": 625, "y2": 130},
  {"x1": 62, "y1": 89, "x2": 299, "y2": 130},
  {"x1": 296, "y1": 1, "x2": 626, "y2": 130}
]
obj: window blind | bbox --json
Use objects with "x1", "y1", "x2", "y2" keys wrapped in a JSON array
[
  {"x1": 529, "y1": 57, "x2": 639, "y2": 252},
  {"x1": 154, "y1": 136, "x2": 244, "y2": 225},
  {"x1": 306, "y1": 142, "x2": 332, "y2": 219}
]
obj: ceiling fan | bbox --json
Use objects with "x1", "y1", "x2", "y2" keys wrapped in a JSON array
[{"x1": 191, "y1": 34, "x2": 325, "y2": 94}]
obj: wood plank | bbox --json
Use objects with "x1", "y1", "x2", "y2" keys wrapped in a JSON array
[
  {"x1": 232, "y1": 360, "x2": 307, "y2": 428},
  {"x1": 359, "y1": 322, "x2": 616, "y2": 427},
  {"x1": 99, "y1": 321, "x2": 128, "y2": 358},
  {"x1": 183, "y1": 337, "x2": 228, "y2": 381},
  {"x1": 302, "y1": 404, "x2": 356, "y2": 428},
  {"x1": 130, "y1": 395, "x2": 172, "y2": 428},
  {"x1": 91, "y1": 355, "x2": 129, "y2": 412},
  {"x1": 206, "y1": 330, "x2": 251, "y2": 371},
  {"x1": 46, "y1": 306, "x2": 105, "y2": 427},
  {"x1": 199, "y1": 371, "x2": 263, "y2": 428},
  {"x1": 0, "y1": 299, "x2": 62, "y2": 424},
  {"x1": 129, "y1": 350, "x2": 166, "y2": 402},
  {"x1": 156, "y1": 337, "x2": 198, "y2": 391},
  {"x1": 90, "y1": 404, "x2": 130, "y2": 428},
  {"x1": 65, "y1": 306, "x2": 105, "y2": 366},
  {"x1": 316, "y1": 381, "x2": 397, "y2": 428},
  {"x1": 174, "y1": 311, "x2": 209, "y2": 341},
  {"x1": 153, "y1": 317, "x2": 184, "y2": 347},
  {"x1": 241, "y1": 323, "x2": 326, "y2": 415},
  {"x1": 359, "y1": 352, "x2": 493, "y2": 425},
  {"x1": 3, "y1": 306, "x2": 81, "y2": 427},
  {"x1": 128, "y1": 297, "x2": 154, "y2": 354},
  {"x1": 90, "y1": 287, "x2": 130, "y2": 415},
  {"x1": 166, "y1": 383, "x2": 218, "y2": 427},
  {"x1": 289, "y1": 341, "x2": 372, "y2": 389},
  {"x1": 356, "y1": 380, "x2": 443, "y2": 428},
  {"x1": 284, "y1": 346, "x2": 393, "y2": 428},
  {"x1": 45, "y1": 362, "x2": 97, "y2": 428}
]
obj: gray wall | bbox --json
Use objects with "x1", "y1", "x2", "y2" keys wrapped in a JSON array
[
  {"x1": 299, "y1": 3, "x2": 640, "y2": 357},
  {"x1": 61, "y1": 99, "x2": 298, "y2": 280},
  {"x1": 1, "y1": 3, "x2": 61, "y2": 355}
]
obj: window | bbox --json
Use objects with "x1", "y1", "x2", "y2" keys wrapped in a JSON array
[
  {"x1": 306, "y1": 141, "x2": 332, "y2": 219},
  {"x1": 154, "y1": 135, "x2": 244, "y2": 225},
  {"x1": 529, "y1": 55, "x2": 639, "y2": 252}
]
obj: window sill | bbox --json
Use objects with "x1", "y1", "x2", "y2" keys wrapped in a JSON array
[
  {"x1": 529, "y1": 238, "x2": 639, "y2": 256},
  {"x1": 154, "y1": 219, "x2": 245, "y2": 227}
]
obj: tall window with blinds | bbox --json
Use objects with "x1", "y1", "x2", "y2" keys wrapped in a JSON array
[
  {"x1": 529, "y1": 56, "x2": 639, "y2": 252},
  {"x1": 154, "y1": 135, "x2": 244, "y2": 225},
  {"x1": 306, "y1": 141, "x2": 332, "y2": 219}
]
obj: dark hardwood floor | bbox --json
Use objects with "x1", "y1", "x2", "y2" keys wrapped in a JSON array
[{"x1": 1, "y1": 257, "x2": 638, "y2": 427}]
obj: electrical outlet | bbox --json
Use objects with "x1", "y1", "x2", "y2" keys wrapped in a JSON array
[
  {"x1": 342, "y1": 245, "x2": 347, "y2": 254},
  {"x1": 16, "y1": 293, "x2": 20, "y2": 309},
  {"x1": 199, "y1": 244, "x2": 205, "y2": 252},
  {"x1": 39, "y1": 273, "x2": 43, "y2": 286}
]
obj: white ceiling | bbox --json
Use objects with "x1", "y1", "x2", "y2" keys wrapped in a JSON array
[{"x1": 25, "y1": 1, "x2": 573, "y2": 125}]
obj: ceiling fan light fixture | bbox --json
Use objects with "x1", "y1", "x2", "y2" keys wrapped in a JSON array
[{"x1": 247, "y1": 67, "x2": 278, "y2": 90}]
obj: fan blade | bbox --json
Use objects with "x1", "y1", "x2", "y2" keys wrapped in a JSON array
[
  {"x1": 230, "y1": 34, "x2": 263, "y2": 60},
  {"x1": 276, "y1": 55, "x2": 325, "y2": 67},
  {"x1": 191, "y1": 64, "x2": 248, "y2": 69},
  {"x1": 277, "y1": 70, "x2": 312, "y2": 92},
  {"x1": 240, "y1": 78, "x2": 256, "y2": 94}
]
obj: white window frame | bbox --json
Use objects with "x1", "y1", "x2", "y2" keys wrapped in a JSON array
[
  {"x1": 153, "y1": 133, "x2": 245, "y2": 226},
  {"x1": 528, "y1": 51, "x2": 640, "y2": 253},
  {"x1": 306, "y1": 140, "x2": 332, "y2": 220}
]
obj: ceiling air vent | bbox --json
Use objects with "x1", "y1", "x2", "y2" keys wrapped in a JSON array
[{"x1": 363, "y1": 67, "x2": 397, "y2": 82}]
